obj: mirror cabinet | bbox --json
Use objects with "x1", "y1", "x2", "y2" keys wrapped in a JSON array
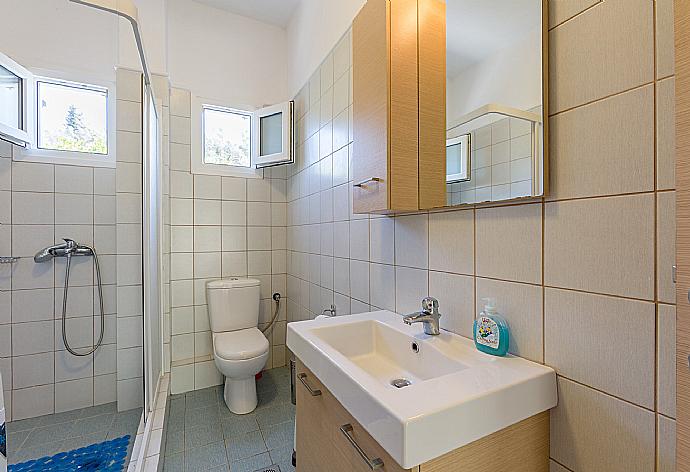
[{"x1": 352, "y1": 0, "x2": 547, "y2": 213}]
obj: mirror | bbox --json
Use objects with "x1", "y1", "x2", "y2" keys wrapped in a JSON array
[{"x1": 445, "y1": 0, "x2": 545, "y2": 206}]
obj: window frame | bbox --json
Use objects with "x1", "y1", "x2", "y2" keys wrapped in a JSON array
[
  {"x1": 15, "y1": 70, "x2": 116, "y2": 168},
  {"x1": 252, "y1": 100, "x2": 295, "y2": 168},
  {"x1": 0, "y1": 51, "x2": 34, "y2": 147},
  {"x1": 191, "y1": 95, "x2": 263, "y2": 179}
]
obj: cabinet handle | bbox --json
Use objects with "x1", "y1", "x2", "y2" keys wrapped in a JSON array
[
  {"x1": 339, "y1": 424, "x2": 384, "y2": 470},
  {"x1": 298, "y1": 373, "x2": 322, "y2": 396},
  {"x1": 353, "y1": 177, "x2": 382, "y2": 187}
]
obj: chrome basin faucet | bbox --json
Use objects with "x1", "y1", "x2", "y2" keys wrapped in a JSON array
[{"x1": 403, "y1": 297, "x2": 441, "y2": 335}]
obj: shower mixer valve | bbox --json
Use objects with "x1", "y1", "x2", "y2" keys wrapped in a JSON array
[{"x1": 34, "y1": 238, "x2": 93, "y2": 262}]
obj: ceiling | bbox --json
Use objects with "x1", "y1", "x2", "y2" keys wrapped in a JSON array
[
  {"x1": 446, "y1": 0, "x2": 542, "y2": 78},
  {"x1": 192, "y1": 0, "x2": 301, "y2": 28}
]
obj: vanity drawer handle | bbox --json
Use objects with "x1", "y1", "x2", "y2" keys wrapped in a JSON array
[
  {"x1": 353, "y1": 177, "x2": 382, "y2": 187},
  {"x1": 339, "y1": 424, "x2": 384, "y2": 470},
  {"x1": 298, "y1": 373, "x2": 322, "y2": 396}
]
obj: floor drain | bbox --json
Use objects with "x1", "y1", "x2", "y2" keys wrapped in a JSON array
[
  {"x1": 255, "y1": 466, "x2": 281, "y2": 472},
  {"x1": 391, "y1": 378, "x2": 412, "y2": 388}
]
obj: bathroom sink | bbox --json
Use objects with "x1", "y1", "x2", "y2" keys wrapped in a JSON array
[
  {"x1": 287, "y1": 310, "x2": 557, "y2": 468},
  {"x1": 311, "y1": 319, "x2": 467, "y2": 386}
]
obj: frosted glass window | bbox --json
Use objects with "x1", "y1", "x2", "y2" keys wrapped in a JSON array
[
  {"x1": 0, "y1": 64, "x2": 21, "y2": 130},
  {"x1": 37, "y1": 81, "x2": 108, "y2": 154},
  {"x1": 203, "y1": 107, "x2": 251, "y2": 167},
  {"x1": 260, "y1": 111, "x2": 282, "y2": 156},
  {"x1": 446, "y1": 133, "x2": 470, "y2": 183},
  {"x1": 447, "y1": 144, "x2": 462, "y2": 174}
]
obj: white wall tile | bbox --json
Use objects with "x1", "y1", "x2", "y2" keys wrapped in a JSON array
[
  {"x1": 194, "y1": 226, "x2": 221, "y2": 252},
  {"x1": 395, "y1": 267, "x2": 428, "y2": 315},
  {"x1": 194, "y1": 175, "x2": 222, "y2": 200},
  {"x1": 222, "y1": 177, "x2": 247, "y2": 201},
  {"x1": 13, "y1": 352, "x2": 54, "y2": 389},
  {"x1": 395, "y1": 214, "x2": 429, "y2": 269},
  {"x1": 370, "y1": 217, "x2": 394, "y2": 265},
  {"x1": 12, "y1": 162, "x2": 54, "y2": 192},
  {"x1": 349, "y1": 219, "x2": 369, "y2": 261},
  {"x1": 247, "y1": 202, "x2": 271, "y2": 226},
  {"x1": 194, "y1": 200, "x2": 221, "y2": 225},
  {"x1": 12, "y1": 384, "x2": 54, "y2": 420},
  {"x1": 370, "y1": 263, "x2": 395, "y2": 311},
  {"x1": 55, "y1": 377, "x2": 93, "y2": 413},
  {"x1": 12, "y1": 192, "x2": 54, "y2": 224}
]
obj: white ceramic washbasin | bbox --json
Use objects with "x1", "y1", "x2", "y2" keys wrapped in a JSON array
[{"x1": 287, "y1": 310, "x2": 557, "y2": 469}]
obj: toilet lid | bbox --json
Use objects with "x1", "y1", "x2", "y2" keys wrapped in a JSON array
[{"x1": 214, "y1": 328, "x2": 269, "y2": 360}]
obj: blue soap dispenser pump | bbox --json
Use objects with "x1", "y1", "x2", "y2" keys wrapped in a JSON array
[{"x1": 473, "y1": 298, "x2": 510, "y2": 356}]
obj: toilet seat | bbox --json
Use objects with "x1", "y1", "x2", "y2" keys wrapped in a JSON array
[{"x1": 214, "y1": 328, "x2": 269, "y2": 361}]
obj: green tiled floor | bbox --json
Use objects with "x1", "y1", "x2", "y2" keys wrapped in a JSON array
[
  {"x1": 164, "y1": 367, "x2": 295, "y2": 472},
  {"x1": 6, "y1": 403, "x2": 142, "y2": 466}
]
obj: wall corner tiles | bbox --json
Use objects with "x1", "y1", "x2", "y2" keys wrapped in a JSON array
[
  {"x1": 167, "y1": 87, "x2": 289, "y2": 395},
  {"x1": 116, "y1": 67, "x2": 145, "y2": 412}
]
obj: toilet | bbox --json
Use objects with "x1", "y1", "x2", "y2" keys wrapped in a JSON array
[{"x1": 207, "y1": 278, "x2": 269, "y2": 414}]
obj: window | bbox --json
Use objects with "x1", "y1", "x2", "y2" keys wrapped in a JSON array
[
  {"x1": 15, "y1": 72, "x2": 116, "y2": 168},
  {"x1": 0, "y1": 50, "x2": 116, "y2": 166},
  {"x1": 192, "y1": 95, "x2": 294, "y2": 178},
  {"x1": 0, "y1": 64, "x2": 21, "y2": 130},
  {"x1": 37, "y1": 80, "x2": 108, "y2": 155},
  {"x1": 253, "y1": 101, "x2": 294, "y2": 168},
  {"x1": 0, "y1": 51, "x2": 33, "y2": 147},
  {"x1": 203, "y1": 106, "x2": 251, "y2": 167}
]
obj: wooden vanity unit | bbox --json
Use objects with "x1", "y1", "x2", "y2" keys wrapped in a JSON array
[{"x1": 295, "y1": 360, "x2": 550, "y2": 472}]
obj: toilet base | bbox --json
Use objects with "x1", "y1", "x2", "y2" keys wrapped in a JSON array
[{"x1": 223, "y1": 376, "x2": 258, "y2": 414}]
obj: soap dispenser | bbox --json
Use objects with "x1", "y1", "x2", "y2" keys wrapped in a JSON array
[{"x1": 473, "y1": 298, "x2": 510, "y2": 356}]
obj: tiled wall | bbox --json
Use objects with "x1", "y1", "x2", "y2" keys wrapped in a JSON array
[
  {"x1": 115, "y1": 69, "x2": 145, "y2": 412},
  {"x1": 0, "y1": 146, "x2": 119, "y2": 421},
  {"x1": 168, "y1": 88, "x2": 288, "y2": 395},
  {"x1": 0, "y1": 68, "x2": 154, "y2": 421},
  {"x1": 446, "y1": 111, "x2": 540, "y2": 205},
  {"x1": 286, "y1": 1, "x2": 676, "y2": 470}
]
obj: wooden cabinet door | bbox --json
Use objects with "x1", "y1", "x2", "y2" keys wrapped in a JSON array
[
  {"x1": 352, "y1": 0, "x2": 391, "y2": 214},
  {"x1": 296, "y1": 361, "x2": 413, "y2": 472},
  {"x1": 352, "y1": 0, "x2": 444, "y2": 214},
  {"x1": 326, "y1": 395, "x2": 413, "y2": 472},
  {"x1": 295, "y1": 362, "x2": 349, "y2": 472},
  {"x1": 677, "y1": 1, "x2": 690, "y2": 470}
]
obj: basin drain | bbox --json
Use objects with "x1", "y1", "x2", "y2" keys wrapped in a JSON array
[{"x1": 391, "y1": 378, "x2": 412, "y2": 388}]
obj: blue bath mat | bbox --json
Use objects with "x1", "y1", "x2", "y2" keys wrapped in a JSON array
[{"x1": 9, "y1": 435, "x2": 131, "y2": 472}]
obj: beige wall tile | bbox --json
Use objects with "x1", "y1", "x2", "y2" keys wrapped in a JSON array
[
  {"x1": 476, "y1": 203, "x2": 542, "y2": 284},
  {"x1": 544, "y1": 195, "x2": 655, "y2": 299},
  {"x1": 429, "y1": 210, "x2": 474, "y2": 275},
  {"x1": 656, "y1": 0, "x2": 675, "y2": 78},
  {"x1": 657, "y1": 415, "x2": 676, "y2": 472},
  {"x1": 544, "y1": 288, "x2": 655, "y2": 408},
  {"x1": 657, "y1": 78, "x2": 676, "y2": 190},
  {"x1": 475, "y1": 278, "x2": 543, "y2": 362},
  {"x1": 395, "y1": 214, "x2": 429, "y2": 269},
  {"x1": 550, "y1": 377, "x2": 655, "y2": 472},
  {"x1": 549, "y1": 0, "x2": 653, "y2": 113},
  {"x1": 657, "y1": 191, "x2": 676, "y2": 304},
  {"x1": 657, "y1": 304, "x2": 676, "y2": 418},
  {"x1": 548, "y1": 0, "x2": 600, "y2": 28},
  {"x1": 429, "y1": 271, "x2": 474, "y2": 339},
  {"x1": 548, "y1": 85, "x2": 654, "y2": 200}
]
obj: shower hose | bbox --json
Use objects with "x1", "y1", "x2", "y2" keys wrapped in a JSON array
[{"x1": 61, "y1": 246, "x2": 105, "y2": 357}]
